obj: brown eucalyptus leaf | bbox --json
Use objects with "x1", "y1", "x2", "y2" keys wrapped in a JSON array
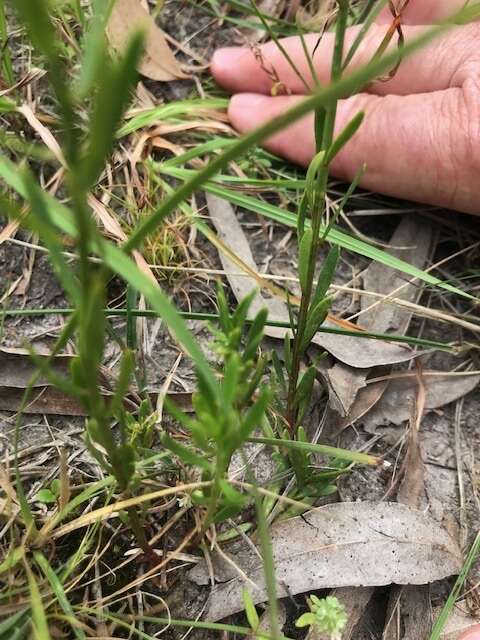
[
  {"x1": 0, "y1": 347, "x2": 71, "y2": 388},
  {"x1": 0, "y1": 386, "x2": 192, "y2": 416},
  {"x1": 360, "y1": 216, "x2": 433, "y2": 335},
  {"x1": 326, "y1": 216, "x2": 432, "y2": 418},
  {"x1": 316, "y1": 359, "x2": 368, "y2": 417},
  {"x1": 0, "y1": 348, "x2": 192, "y2": 414},
  {"x1": 330, "y1": 377, "x2": 390, "y2": 433},
  {"x1": 363, "y1": 372, "x2": 480, "y2": 432},
  {"x1": 107, "y1": 0, "x2": 187, "y2": 81},
  {"x1": 0, "y1": 386, "x2": 86, "y2": 415},
  {"x1": 206, "y1": 194, "x2": 421, "y2": 368},
  {"x1": 188, "y1": 501, "x2": 462, "y2": 621}
]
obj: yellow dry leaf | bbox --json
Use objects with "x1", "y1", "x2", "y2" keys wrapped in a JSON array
[{"x1": 107, "y1": 0, "x2": 188, "y2": 81}]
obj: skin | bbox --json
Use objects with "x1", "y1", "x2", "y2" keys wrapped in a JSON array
[
  {"x1": 211, "y1": 0, "x2": 480, "y2": 214},
  {"x1": 213, "y1": 3, "x2": 480, "y2": 637}
]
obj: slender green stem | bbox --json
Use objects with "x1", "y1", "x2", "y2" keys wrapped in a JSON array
[
  {"x1": 320, "y1": 0, "x2": 349, "y2": 152},
  {"x1": 0, "y1": 0, "x2": 13, "y2": 86},
  {"x1": 0, "y1": 307, "x2": 455, "y2": 350},
  {"x1": 286, "y1": 0, "x2": 350, "y2": 430}
]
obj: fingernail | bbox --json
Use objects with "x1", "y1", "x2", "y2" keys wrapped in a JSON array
[{"x1": 459, "y1": 624, "x2": 480, "y2": 640}]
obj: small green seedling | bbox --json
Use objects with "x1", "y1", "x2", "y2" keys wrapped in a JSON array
[
  {"x1": 296, "y1": 594, "x2": 347, "y2": 640},
  {"x1": 34, "y1": 479, "x2": 61, "y2": 505}
]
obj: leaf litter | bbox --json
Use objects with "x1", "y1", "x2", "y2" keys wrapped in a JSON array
[
  {"x1": 204, "y1": 195, "x2": 480, "y2": 634},
  {"x1": 0, "y1": 347, "x2": 192, "y2": 415},
  {"x1": 361, "y1": 372, "x2": 480, "y2": 433},
  {"x1": 106, "y1": 0, "x2": 188, "y2": 82},
  {"x1": 189, "y1": 501, "x2": 462, "y2": 621},
  {"x1": 321, "y1": 214, "x2": 432, "y2": 417}
]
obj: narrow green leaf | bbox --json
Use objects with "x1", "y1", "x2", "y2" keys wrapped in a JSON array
[
  {"x1": 25, "y1": 562, "x2": 52, "y2": 640},
  {"x1": 313, "y1": 245, "x2": 339, "y2": 306},
  {"x1": 34, "y1": 551, "x2": 86, "y2": 640},
  {"x1": 0, "y1": 546, "x2": 25, "y2": 574},
  {"x1": 75, "y1": 0, "x2": 113, "y2": 97},
  {"x1": 239, "y1": 387, "x2": 271, "y2": 442},
  {"x1": 298, "y1": 229, "x2": 313, "y2": 294},
  {"x1": 301, "y1": 297, "x2": 331, "y2": 352},
  {"x1": 295, "y1": 612, "x2": 316, "y2": 628},
  {"x1": 81, "y1": 30, "x2": 143, "y2": 189},
  {"x1": 161, "y1": 433, "x2": 212, "y2": 471},
  {"x1": 325, "y1": 111, "x2": 364, "y2": 164},
  {"x1": 430, "y1": 531, "x2": 480, "y2": 640},
  {"x1": 34, "y1": 489, "x2": 57, "y2": 504},
  {"x1": 249, "y1": 436, "x2": 380, "y2": 466},
  {"x1": 242, "y1": 589, "x2": 260, "y2": 630},
  {"x1": 244, "y1": 307, "x2": 268, "y2": 361},
  {"x1": 0, "y1": 611, "x2": 29, "y2": 638}
]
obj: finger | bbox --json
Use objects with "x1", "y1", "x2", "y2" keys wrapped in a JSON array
[
  {"x1": 228, "y1": 83, "x2": 480, "y2": 214},
  {"x1": 377, "y1": 0, "x2": 471, "y2": 24},
  {"x1": 212, "y1": 23, "x2": 478, "y2": 97},
  {"x1": 458, "y1": 624, "x2": 480, "y2": 640}
]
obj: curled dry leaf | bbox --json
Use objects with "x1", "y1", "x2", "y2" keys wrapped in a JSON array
[
  {"x1": 206, "y1": 194, "x2": 420, "y2": 369},
  {"x1": 362, "y1": 372, "x2": 480, "y2": 433},
  {"x1": 107, "y1": 0, "x2": 188, "y2": 81},
  {"x1": 324, "y1": 215, "x2": 432, "y2": 417},
  {"x1": 188, "y1": 501, "x2": 462, "y2": 621},
  {"x1": 0, "y1": 347, "x2": 192, "y2": 415}
]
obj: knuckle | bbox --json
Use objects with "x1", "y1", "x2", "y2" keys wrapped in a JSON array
[
  {"x1": 458, "y1": 79, "x2": 480, "y2": 172},
  {"x1": 437, "y1": 81, "x2": 480, "y2": 208},
  {"x1": 449, "y1": 23, "x2": 480, "y2": 86}
]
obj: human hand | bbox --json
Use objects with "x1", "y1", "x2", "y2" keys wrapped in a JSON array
[
  {"x1": 211, "y1": 0, "x2": 480, "y2": 214},
  {"x1": 460, "y1": 624, "x2": 480, "y2": 639}
]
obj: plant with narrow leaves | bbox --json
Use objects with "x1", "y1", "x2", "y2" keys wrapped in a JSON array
[{"x1": 162, "y1": 286, "x2": 271, "y2": 524}]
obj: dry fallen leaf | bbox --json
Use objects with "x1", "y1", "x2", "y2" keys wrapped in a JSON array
[
  {"x1": 324, "y1": 215, "x2": 432, "y2": 416},
  {"x1": 206, "y1": 194, "x2": 420, "y2": 369},
  {"x1": 362, "y1": 372, "x2": 480, "y2": 433},
  {"x1": 0, "y1": 347, "x2": 192, "y2": 415},
  {"x1": 107, "y1": 0, "x2": 188, "y2": 81},
  {"x1": 188, "y1": 501, "x2": 462, "y2": 621},
  {"x1": 0, "y1": 347, "x2": 71, "y2": 388}
]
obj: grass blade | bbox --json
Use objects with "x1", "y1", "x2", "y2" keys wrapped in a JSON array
[
  {"x1": 24, "y1": 561, "x2": 52, "y2": 640},
  {"x1": 160, "y1": 168, "x2": 474, "y2": 301},
  {"x1": 429, "y1": 531, "x2": 480, "y2": 640},
  {"x1": 248, "y1": 437, "x2": 381, "y2": 466},
  {"x1": 34, "y1": 552, "x2": 86, "y2": 640}
]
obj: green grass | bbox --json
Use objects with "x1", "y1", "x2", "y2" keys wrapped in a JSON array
[{"x1": 1, "y1": 1, "x2": 479, "y2": 638}]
